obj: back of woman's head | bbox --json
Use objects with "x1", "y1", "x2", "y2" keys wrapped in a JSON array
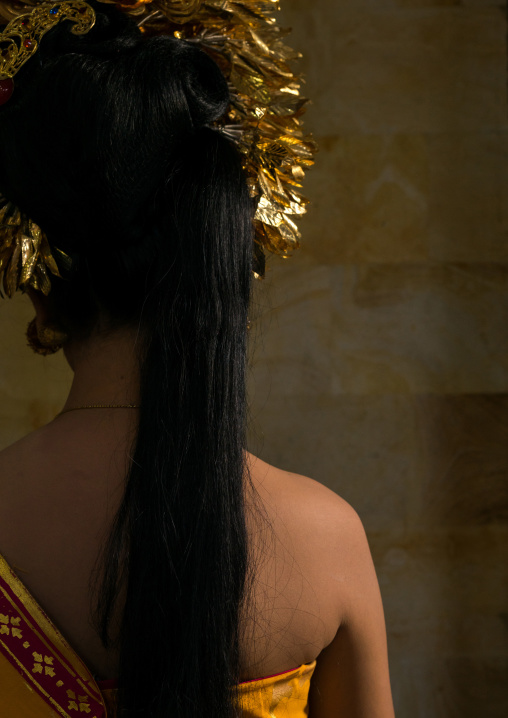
[
  {"x1": 0, "y1": 0, "x2": 253, "y2": 330},
  {"x1": 0, "y1": 2, "x2": 255, "y2": 716}
]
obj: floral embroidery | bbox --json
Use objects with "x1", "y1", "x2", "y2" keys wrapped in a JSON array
[
  {"x1": 0, "y1": 613, "x2": 23, "y2": 638},
  {"x1": 32, "y1": 651, "x2": 55, "y2": 677},
  {"x1": 67, "y1": 689, "x2": 92, "y2": 713},
  {"x1": 0, "y1": 554, "x2": 107, "y2": 717}
]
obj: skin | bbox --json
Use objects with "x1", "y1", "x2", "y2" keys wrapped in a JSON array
[{"x1": 0, "y1": 293, "x2": 395, "y2": 716}]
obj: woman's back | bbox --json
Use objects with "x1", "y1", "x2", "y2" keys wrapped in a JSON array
[
  {"x1": 0, "y1": 400, "x2": 394, "y2": 716},
  {"x1": 0, "y1": 410, "x2": 337, "y2": 682}
]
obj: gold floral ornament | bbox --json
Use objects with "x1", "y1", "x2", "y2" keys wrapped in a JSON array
[
  {"x1": 112, "y1": 0, "x2": 319, "y2": 278},
  {"x1": 0, "y1": 195, "x2": 72, "y2": 298}
]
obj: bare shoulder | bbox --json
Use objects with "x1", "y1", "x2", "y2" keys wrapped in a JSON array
[
  {"x1": 245, "y1": 453, "x2": 371, "y2": 629},
  {"x1": 246, "y1": 454, "x2": 395, "y2": 717},
  {"x1": 246, "y1": 451, "x2": 356, "y2": 519},
  {"x1": 247, "y1": 452, "x2": 366, "y2": 562}
]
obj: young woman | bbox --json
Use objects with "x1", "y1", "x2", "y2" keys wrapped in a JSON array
[{"x1": 0, "y1": 1, "x2": 395, "y2": 716}]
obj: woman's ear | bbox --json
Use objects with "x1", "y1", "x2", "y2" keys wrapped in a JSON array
[
  {"x1": 25, "y1": 288, "x2": 68, "y2": 356},
  {"x1": 26, "y1": 287, "x2": 53, "y2": 332}
]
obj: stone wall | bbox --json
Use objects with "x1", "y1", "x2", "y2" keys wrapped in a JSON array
[{"x1": 247, "y1": 1, "x2": 508, "y2": 715}]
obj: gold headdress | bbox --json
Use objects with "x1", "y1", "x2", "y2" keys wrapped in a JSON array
[{"x1": 0, "y1": 0, "x2": 316, "y2": 299}]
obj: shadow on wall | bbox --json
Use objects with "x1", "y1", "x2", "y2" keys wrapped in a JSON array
[{"x1": 248, "y1": 1, "x2": 508, "y2": 716}]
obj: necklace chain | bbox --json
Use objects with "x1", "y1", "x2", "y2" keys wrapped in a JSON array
[{"x1": 57, "y1": 404, "x2": 139, "y2": 417}]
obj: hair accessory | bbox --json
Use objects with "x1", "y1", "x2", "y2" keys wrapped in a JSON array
[
  {"x1": 0, "y1": 0, "x2": 96, "y2": 89},
  {"x1": 0, "y1": 0, "x2": 316, "y2": 298},
  {"x1": 0, "y1": 194, "x2": 73, "y2": 297},
  {"x1": 155, "y1": 0, "x2": 318, "y2": 278}
]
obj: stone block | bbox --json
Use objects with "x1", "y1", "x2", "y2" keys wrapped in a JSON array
[
  {"x1": 278, "y1": 6, "x2": 507, "y2": 134},
  {"x1": 248, "y1": 259, "x2": 333, "y2": 397},
  {"x1": 413, "y1": 395, "x2": 508, "y2": 525},
  {"x1": 247, "y1": 394, "x2": 416, "y2": 532},
  {"x1": 331, "y1": 263, "x2": 508, "y2": 394}
]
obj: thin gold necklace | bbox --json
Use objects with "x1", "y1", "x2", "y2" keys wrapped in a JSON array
[{"x1": 57, "y1": 404, "x2": 140, "y2": 417}]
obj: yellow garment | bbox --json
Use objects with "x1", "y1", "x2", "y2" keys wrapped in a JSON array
[
  {"x1": 98, "y1": 662, "x2": 316, "y2": 718},
  {"x1": 236, "y1": 662, "x2": 316, "y2": 718},
  {"x1": 0, "y1": 552, "x2": 315, "y2": 717}
]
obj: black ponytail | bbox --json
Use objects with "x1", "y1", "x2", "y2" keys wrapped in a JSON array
[
  {"x1": 98, "y1": 126, "x2": 253, "y2": 717},
  {"x1": 0, "y1": 2, "x2": 256, "y2": 716}
]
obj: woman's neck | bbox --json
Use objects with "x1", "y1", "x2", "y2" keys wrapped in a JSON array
[{"x1": 60, "y1": 326, "x2": 141, "y2": 413}]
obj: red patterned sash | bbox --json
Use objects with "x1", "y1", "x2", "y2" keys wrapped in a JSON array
[{"x1": 0, "y1": 552, "x2": 107, "y2": 717}]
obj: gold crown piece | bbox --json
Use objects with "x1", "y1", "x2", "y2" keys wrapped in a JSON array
[{"x1": 0, "y1": 0, "x2": 96, "y2": 80}]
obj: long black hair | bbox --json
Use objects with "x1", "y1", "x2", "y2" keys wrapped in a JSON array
[{"x1": 0, "y1": 3, "x2": 256, "y2": 716}]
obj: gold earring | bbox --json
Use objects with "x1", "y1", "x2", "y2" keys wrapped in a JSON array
[{"x1": 26, "y1": 317, "x2": 68, "y2": 356}]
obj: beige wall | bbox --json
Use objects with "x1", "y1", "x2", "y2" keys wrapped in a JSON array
[
  {"x1": 0, "y1": 1, "x2": 507, "y2": 715},
  {"x1": 0, "y1": 295, "x2": 73, "y2": 446},
  {"x1": 247, "y1": 1, "x2": 508, "y2": 716}
]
